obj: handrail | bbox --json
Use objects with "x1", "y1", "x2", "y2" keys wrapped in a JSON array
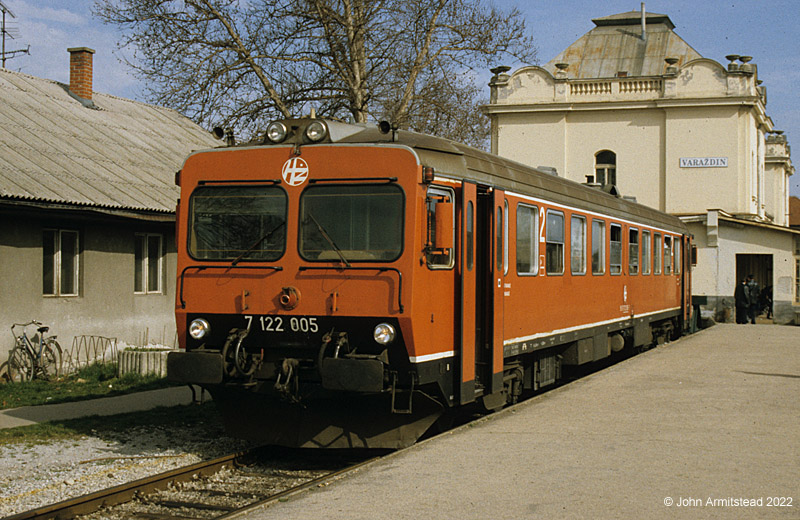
[
  {"x1": 298, "y1": 266, "x2": 404, "y2": 313},
  {"x1": 179, "y1": 265, "x2": 283, "y2": 309}
]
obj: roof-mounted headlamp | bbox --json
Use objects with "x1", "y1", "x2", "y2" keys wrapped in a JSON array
[
  {"x1": 305, "y1": 121, "x2": 327, "y2": 142},
  {"x1": 266, "y1": 121, "x2": 288, "y2": 143}
]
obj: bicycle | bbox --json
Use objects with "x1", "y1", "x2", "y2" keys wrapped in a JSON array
[{"x1": 1, "y1": 321, "x2": 63, "y2": 382}]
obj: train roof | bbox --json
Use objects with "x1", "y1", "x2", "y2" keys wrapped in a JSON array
[{"x1": 232, "y1": 119, "x2": 688, "y2": 234}]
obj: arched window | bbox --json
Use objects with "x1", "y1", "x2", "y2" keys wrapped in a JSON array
[{"x1": 595, "y1": 150, "x2": 617, "y2": 187}]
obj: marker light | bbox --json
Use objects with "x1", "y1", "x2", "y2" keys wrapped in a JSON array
[
  {"x1": 189, "y1": 318, "x2": 211, "y2": 340},
  {"x1": 305, "y1": 121, "x2": 327, "y2": 142},
  {"x1": 373, "y1": 323, "x2": 396, "y2": 345},
  {"x1": 266, "y1": 121, "x2": 288, "y2": 143}
]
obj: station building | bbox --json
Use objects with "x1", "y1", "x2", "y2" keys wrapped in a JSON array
[
  {"x1": 0, "y1": 47, "x2": 218, "y2": 363},
  {"x1": 484, "y1": 9, "x2": 798, "y2": 324}
]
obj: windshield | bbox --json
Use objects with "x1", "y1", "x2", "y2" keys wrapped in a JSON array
[
  {"x1": 299, "y1": 184, "x2": 404, "y2": 262},
  {"x1": 188, "y1": 185, "x2": 287, "y2": 261}
]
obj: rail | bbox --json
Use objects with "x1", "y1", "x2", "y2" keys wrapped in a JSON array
[
  {"x1": 6, "y1": 448, "x2": 383, "y2": 520},
  {"x1": 3, "y1": 451, "x2": 249, "y2": 520}
]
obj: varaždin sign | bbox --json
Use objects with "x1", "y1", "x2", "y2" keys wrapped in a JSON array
[{"x1": 680, "y1": 157, "x2": 728, "y2": 168}]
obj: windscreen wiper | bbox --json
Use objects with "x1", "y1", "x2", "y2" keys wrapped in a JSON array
[
  {"x1": 231, "y1": 221, "x2": 285, "y2": 266},
  {"x1": 307, "y1": 212, "x2": 351, "y2": 267}
]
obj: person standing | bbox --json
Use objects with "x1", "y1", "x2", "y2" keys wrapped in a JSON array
[
  {"x1": 734, "y1": 278, "x2": 748, "y2": 324},
  {"x1": 746, "y1": 274, "x2": 760, "y2": 324}
]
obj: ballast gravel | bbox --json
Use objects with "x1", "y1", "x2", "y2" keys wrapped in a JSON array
[{"x1": 0, "y1": 423, "x2": 252, "y2": 517}]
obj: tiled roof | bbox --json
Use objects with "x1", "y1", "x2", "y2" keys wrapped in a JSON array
[
  {"x1": 545, "y1": 11, "x2": 702, "y2": 79},
  {"x1": 0, "y1": 68, "x2": 219, "y2": 213}
]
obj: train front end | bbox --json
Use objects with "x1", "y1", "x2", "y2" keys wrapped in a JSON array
[{"x1": 168, "y1": 119, "x2": 448, "y2": 448}]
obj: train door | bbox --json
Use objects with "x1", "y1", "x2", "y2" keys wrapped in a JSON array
[
  {"x1": 470, "y1": 186, "x2": 505, "y2": 401},
  {"x1": 473, "y1": 186, "x2": 491, "y2": 396},
  {"x1": 682, "y1": 235, "x2": 695, "y2": 331},
  {"x1": 679, "y1": 235, "x2": 687, "y2": 332},
  {"x1": 459, "y1": 181, "x2": 477, "y2": 404},
  {"x1": 490, "y1": 189, "x2": 505, "y2": 395}
]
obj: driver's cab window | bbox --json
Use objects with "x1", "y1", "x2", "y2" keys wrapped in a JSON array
[{"x1": 426, "y1": 186, "x2": 455, "y2": 269}]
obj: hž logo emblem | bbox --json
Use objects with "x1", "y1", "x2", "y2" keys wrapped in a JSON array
[{"x1": 282, "y1": 157, "x2": 309, "y2": 186}]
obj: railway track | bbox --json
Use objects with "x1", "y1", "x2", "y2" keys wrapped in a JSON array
[{"x1": 4, "y1": 447, "x2": 384, "y2": 520}]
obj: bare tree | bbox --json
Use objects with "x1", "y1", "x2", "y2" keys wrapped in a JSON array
[{"x1": 94, "y1": 0, "x2": 536, "y2": 146}]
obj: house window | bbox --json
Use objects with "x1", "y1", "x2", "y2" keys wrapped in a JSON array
[
  {"x1": 546, "y1": 210, "x2": 565, "y2": 275},
  {"x1": 610, "y1": 223, "x2": 622, "y2": 275},
  {"x1": 642, "y1": 230, "x2": 651, "y2": 275},
  {"x1": 795, "y1": 237, "x2": 800, "y2": 303},
  {"x1": 592, "y1": 219, "x2": 605, "y2": 275},
  {"x1": 135, "y1": 233, "x2": 163, "y2": 293},
  {"x1": 516, "y1": 203, "x2": 538, "y2": 276},
  {"x1": 594, "y1": 150, "x2": 617, "y2": 186},
  {"x1": 43, "y1": 229, "x2": 79, "y2": 296},
  {"x1": 571, "y1": 215, "x2": 586, "y2": 275},
  {"x1": 795, "y1": 258, "x2": 800, "y2": 304},
  {"x1": 628, "y1": 228, "x2": 639, "y2": 275}
]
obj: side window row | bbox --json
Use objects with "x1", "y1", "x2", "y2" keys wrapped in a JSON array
[{"x1": 514, "y1": 203, "x2": 681, "y2": 277}]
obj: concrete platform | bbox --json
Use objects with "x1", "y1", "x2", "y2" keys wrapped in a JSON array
[{"x1": 246, "y1": 324, "x2": 800, "y2": 519}]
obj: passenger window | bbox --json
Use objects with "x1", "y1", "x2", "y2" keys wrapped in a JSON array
[
  {"x1": 546, "y1": 210, "x2": 564, "y2": 275},
  {"x1": 642, "y1": 230, "x2": 651, "y2": 275},
  {"x1": 466, "y1": 201, "x2": 474, "y2": 271},
  {"x1": 610, "y1": 224, "x2": 622, "y2": 275},
  {"x1": 674, "y1": 237, "x2": 681, "y2": 275},
  {"x1": 654, "y1": 233, "x2": 662, "y2": 274},
  {"x1": 664, "y1": 236, "x2": 672, "y2": 275},
  {"x1": 516, "y1": 204, "x2": 538, "y2": 276},
  {"x1": 592, "y1": 219, "x2": 605, "y2": 275},
  {"x1": 628, "y1": 228, "x2": 639, "y2": 275},
  {"x1": 496, "y1": 206, "x2": 503, "y2": 272},
  {"x1": 571, "y1": 215, "x2": 586, "y2": 275},
  {"x1": 504, "y1": 200, "x2": 509, "y2": 276}
]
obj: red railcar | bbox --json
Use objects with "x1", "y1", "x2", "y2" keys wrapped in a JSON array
[{"x1": 168, "y1": 119, "x2": 692, "y2": 448}]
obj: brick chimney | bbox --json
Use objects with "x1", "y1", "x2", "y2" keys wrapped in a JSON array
[{"x1": 68, "y1": 47, "x2": 95, "y2": 100}]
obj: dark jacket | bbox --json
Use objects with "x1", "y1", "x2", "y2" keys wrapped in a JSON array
[
  {"x1": 734, "y1": 282, "x2": 748, "y2": 308},
  {"x1": 746, "y1": 280, "x2": 760, "y2": 307}
]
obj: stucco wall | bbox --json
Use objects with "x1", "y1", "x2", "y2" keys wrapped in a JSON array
[
  {"x1": 664, "y1": 107, "x2": 743, "y2": 214},
  {"x1": 687, "y1": 218, "x2": 798, "y2": 324},
  {"x1": 496, "y1": 109, "x2": 664, "y2": 210},
  {"x1": 0, "y1": 207, "x2": 177, "y2": 362}
]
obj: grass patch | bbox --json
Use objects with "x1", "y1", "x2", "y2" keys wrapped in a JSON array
[
  {"x1": 0, "y1": 402, "x2": 222, "y2": 445},
  {"x1": 0, "y1": 362, "x2": 180, "y2": 410}
]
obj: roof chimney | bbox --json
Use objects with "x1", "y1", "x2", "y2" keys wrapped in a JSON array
[
  {"x1": 68, "y1": 47, "x2": 95, "y2": 100},
  {"x1": 641, "y1": 2, "x2": 646, "y2": 41}
]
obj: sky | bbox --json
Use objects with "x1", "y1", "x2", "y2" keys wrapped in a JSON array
[{"x1": 2, "y1": 0, "x2": 799, "y2": 196}]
